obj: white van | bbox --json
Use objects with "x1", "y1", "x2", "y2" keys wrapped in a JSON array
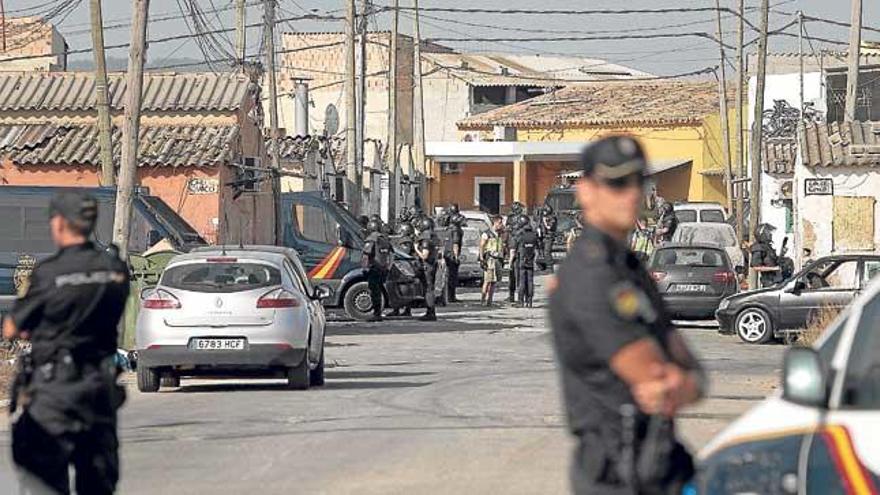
[{"x1": 673, "y1": 202, "x2": 727, "y2": 224}]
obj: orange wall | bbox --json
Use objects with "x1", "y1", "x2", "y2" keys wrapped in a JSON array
[
  {"x1": 435, "y1": 162, "x2": 514, "y2": 210},
  {"x1": 0, "y1": 162, "x2": 221, "y2": 243},
  {"x1": 525, "y1": 161, "x2": 577, "y2": 208},
  {"x1": 654, "y1": 164, "x2": 692, "y2": 202}
]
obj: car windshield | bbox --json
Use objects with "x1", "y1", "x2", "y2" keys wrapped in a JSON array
[
  {"x1": 673, "y1": 224, "x2": 736, "y2": 247},
  {"x1": 545, "y1": 190, "x2": 577, "y2": 212},
  {"x1": 700, "y1": 210, "x2": 726, "y2": 223},
  {"x1": 841, "y1": 293, "x2": 880, "y2": 410},
  {"x1": 675, "y1": 210, "x2": 697, "y2": 223},
  {"x1": 651, "y1": 248, "x2": 727, "y2": 268},
  {"x1": 162, "y1": 262, "x2": 281, "y2": 293}
]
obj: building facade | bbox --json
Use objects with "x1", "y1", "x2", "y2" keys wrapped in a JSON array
[{"x1": 0, "y1": 17, "x2": 68, "y2": 71}]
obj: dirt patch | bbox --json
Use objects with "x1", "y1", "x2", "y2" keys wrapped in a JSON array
[
  {"x1": 0, "y1": 348, "x2": 16, "y2": 402},
  {"x1": 799, "y1": 306, "x2": 843, "y2": 347}
]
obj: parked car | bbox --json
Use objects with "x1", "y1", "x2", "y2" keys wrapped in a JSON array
[
  {"x1": 673, "y1": 202, "x2": 727, "y2": 223},
  {"x1": 716, "y1": 254, "x2": 880, "y2": 344},
  {"x1": 136, "y1": 246, "x2": 331, "y2": 392},
  {"x1": 699, "y1": 277, "x2": 880, "y2": 493},
  {"x1": 671, "y1": 222, "x2": 744, "y2": 271},
  {"x1": 457, "y1": 226, "x2": 484, "y2": 283},
  {"x1": 461, "y1": 210, "x2": 491, "y2": 232},
  {"x1": 648, "y1": 244, "x2": 738, "y2": 319}
]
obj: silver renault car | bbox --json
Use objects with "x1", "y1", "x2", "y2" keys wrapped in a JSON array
[{"x1": 135, "y1": 246, "x2": 330, "y2": 392}]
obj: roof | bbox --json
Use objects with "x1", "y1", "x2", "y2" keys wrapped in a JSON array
[
  {"x1": 751, "y1": 51, "x2": 880, "y2": 75},
  {"x1": 457, "y1": 80, "x2": 726, "y2": 129},
  {"x1": 557, "y1": 158, "x2": 692, "y2": 178},
  {"x1": 0, "y1": 72, "x2": 251, "y2": 112},
  {"x1": 0, "y1": 123, "x2": 239, "y2": 167},
  {"x1": 800, "y1": 121, "x2": 880, "y2": 168},
  {"x1": 422, "y1": 52, "x2": 652, "y2": 87},
  {"x1": 763, "y1": 138, "x2": 798, "y2": 174},
  {"x1": 172, "y1": 246, "x2": 299, "y2": 265},
  {"x1": 426, "y1": 140, "x2": 587, "y2": 162}
]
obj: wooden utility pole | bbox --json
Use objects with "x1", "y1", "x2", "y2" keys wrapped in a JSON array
[
  {"x1": 344, "y1": 0, "x2": 359, "y2": 214},
  {"x1": 734, "y1": 0, "x2": 745, "y2": 244},
  {"x1": 748, "y1": 0, "x2": 770, "y2": 289},
  {"x1": 235, "y1": 0, "x2": 246, "y2": 66},
  {"x1": 112, "y1": 0, "x2": 149, "y2": 258},
  {"x1": 845, "y1": 0, "x2": 863, "y2": 122},
  {"x1": 714, "y1": 0, "x2": 733, "y2": 215},
  {"x1": 412, "y1": 0, "x2": 427, "y2": 208},
  {"x1": 90, "y1": 0, "x2": 114, "y2": 186},
  {"x1": 387, "y1": 0, "x2": 400, "y2": 220},
  {"x1": 264, "y1": 0, "x2": 283, "y2": 244},
  {"x1": 356, "y1": 0, "x2": 369, "y2": 200},
  {"x1": 799, "y1": 11, "x2": 804, "y2": 119}
]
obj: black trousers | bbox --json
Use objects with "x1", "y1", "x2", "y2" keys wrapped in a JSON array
[
  {"x1": 543, "y1": 237, "x2": 555, "y2": 264},
  {"x1": 446, "y1": 258, "x2": 460, "y2": 301},
  {"x1": 508, "y1": 259, "x2": 518, "y2": 299},
  {"x1": 518, "y1": 266, "x2": 535, "y2": 303},
  {"x1": 420, "y1": 263, "x2": 437, "y2": 310},
  {"x1": 13, "y1": 410, "x2": 119, "y2": 495},
  {"x1": 366, "y1": 268, "x2": 387, "y2": 316}
]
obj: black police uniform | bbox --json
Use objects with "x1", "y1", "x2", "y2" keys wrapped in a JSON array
[
  {"x1": 540, "y1": 213, "x2": 558, "y2": 262},
  {"x1": 507, "y1": 223, "x2": 522, "y2": 302},
  {"x1": 549, "y1": 224, "x2": 695, "y2": 495},
  {"x1": 9, "y1": 242, "x2": 129, "y2": 495},
  {"x1": 445, "y1": 222, "x2": 464, "y2": 303},
  {"x1": 515, "y1": 227, "x2": 539, "y2": 306},
  {"x1": 416, "y1": 230, "x2": 439, "y2": 319},
  {"x1": 750, "y1": 239, "x2": 779, "y2": 288},
  {"x1": 656, "y1": 211, "x2": 678, "y2": 244},
  {"x1": 363, "y1": 231, "x2": 393, "y2": 320}
]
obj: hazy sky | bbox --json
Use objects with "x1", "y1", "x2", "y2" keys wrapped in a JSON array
[{"x1": 8, "y1": 0, "x2": 880, "y2": 76}]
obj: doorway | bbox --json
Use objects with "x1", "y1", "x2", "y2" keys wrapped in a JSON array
[{"x1": 477, "y1": 182, "x2": 501, "y2": 214}]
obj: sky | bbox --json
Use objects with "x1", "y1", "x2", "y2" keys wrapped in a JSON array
[{"x1": 6, "y1": 0, "x2": 880, "y2": 76}]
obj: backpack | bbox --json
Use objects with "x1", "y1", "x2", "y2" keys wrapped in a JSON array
[{"x1": 373, "y1": 235, "x2": 393, "y2": 270}]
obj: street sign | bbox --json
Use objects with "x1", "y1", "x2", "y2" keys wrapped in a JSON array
[{"x1": 804, "y1": 178, "x2": 833, "y2": 196}]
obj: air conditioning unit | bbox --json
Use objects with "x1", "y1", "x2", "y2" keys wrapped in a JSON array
[{"x1": 441, "y1": 162, "x2": 462, "y2": 175}]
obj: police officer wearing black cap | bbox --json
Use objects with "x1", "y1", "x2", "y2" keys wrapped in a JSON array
[
  {"x1": 363, "y1": 219, "x2": 393, "y2": 322},
  {"x1": 415, "y1": 217, "x2": 439, "y2": 321},
  {"x1": 2, "y1": 191, "x2": 130, "y2": 495},
  {"x1": 444, "y1": 213, "x2": 465, "y2": 303},
  {"x1": 549, "y1": 136, "x2": 706, "y2": 495}
]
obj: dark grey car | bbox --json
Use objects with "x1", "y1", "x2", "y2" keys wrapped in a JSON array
[{"x1": 648, "y1": 244, "x2": 739, "y2": 319}]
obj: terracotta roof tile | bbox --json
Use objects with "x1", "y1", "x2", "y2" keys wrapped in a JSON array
[{"x1": 800, "y1": 121, "x2": 880, "y2": 168}]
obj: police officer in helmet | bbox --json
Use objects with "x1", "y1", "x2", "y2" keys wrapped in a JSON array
[
  {"x1": 388, "y1": 223, "x2": 416, "y2": 318},
  {"x1": 415, "y1": 217, "x2": 439, "y2": 321},
  {"x1": 506, "y1": 213, "x2": 527, "y2": 303},
  {"x1": 539, "y1": 204, "x2": 558, "y2": 265},
  {"x1": 2, "y1": 191, "x2": 130, "y2": 494},
  {"x1": 549, "y1": 136, "x2": 705, "y2": 495},
  {"x1": 655, "y1": 200, "x2": 678, "y2": 245},
  {"x1": 750, "y1": 223, "x2": 781, "y2": 288},
  {"x1": 514, "y1": 215, "x2": 539, "y2": 307},
  {"x1": 444, "y1": 213, "x2": 465, "y2": 303},
  {"x1": 362, "y1": 219, "x2": 393, "y2": 322}
]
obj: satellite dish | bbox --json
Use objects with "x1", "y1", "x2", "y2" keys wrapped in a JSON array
[{"x1": 324, "y1": 104, "x2": 339, "y2": 137}]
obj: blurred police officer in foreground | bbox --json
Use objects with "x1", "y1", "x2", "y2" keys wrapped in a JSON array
[
  {"x1": 2, "y1": 191, "x2": 130, "y2": 494},
  {"x1": 549, "y1": 136, "x2": 705, "y2": 495},
  {"x1": 362, "y1": 219, "x2": 393, "y2": 322},
  {"x1": 415, "y1": 217, "x2": 439, "y2": 321}
]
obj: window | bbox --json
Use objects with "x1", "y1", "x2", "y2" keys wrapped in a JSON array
[
  {"x1": 802, "y1": 260, "x2": 859, "y2": 291},
  {"x1": 651, "y1": 248, "x2": 727, "y2": 269},
  {"x1": 863, "y1": 261, "x2": 880, "y2": 286},
  {"x1": 291, "y1": 204, "x2": 340, "y2": 246},
  {"x1": 817, "y1": 313, "x2": 848, "y2": 367},
  {"x1": 283, "y1": 260, "x2": 307, "y2": 295},
  {"x1": 699, "y1": 210, "x2": 726, "y2": 223},
  {"x1": 545, "y1": 191, "x2": 577, "y2": 212},
  {"x1": 833, "y1": 196, "x2": 875, "y2": 252},
  {"x1": 162, "y1": 262, "x2": 281, "y2": 293},
  {"x1": 841, "y1": 295, "x2": 880, "y2": 409},
  {"x1": 675, "y1": 209, "x2": 697, "y2": 223}
]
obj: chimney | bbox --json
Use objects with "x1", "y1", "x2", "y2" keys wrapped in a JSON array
[{"x1": 294, "y1": 81, "x2": 309, "y2": 137}]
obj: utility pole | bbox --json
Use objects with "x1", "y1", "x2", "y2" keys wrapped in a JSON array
[
  {"x1": 356, "y1": 0, "x2": 369, "y2": 203},
  {"x1": 799, "y1": 11, "x2": 804, "y2": 119},
  {"x1": 412, "y1": 0, "x2": 427, "y2": 209},
  {"x1": 748, "y1": 0, "x2": 770, "y2": 289},
  {"x1": 90, "y1": 0, "x2": 114, "y2": 186},
  {"x1": 235, "y1": 0, "x2": 246, "y2": 66},
  {"x1": 344, "y1": 0, "x2": 359, "y2": 214},
  {"x1": 714, "y1": 0, "x2": 733, "y2": 216},
  {"x1": 112, "y1": 0, "x2": 149, "y2": 258},
  {"x1": 734, "y1": 0, "x2": 745, "y2": 245},
  {"x1": 845, "y1": 0, "x2": 863, "y2": 122},
  {"x1": 387, "y1": 0, "x2": 400, "y2": 221},
  {"x1": 264, "y1": 0, "x2": 283, "y2": 245}
]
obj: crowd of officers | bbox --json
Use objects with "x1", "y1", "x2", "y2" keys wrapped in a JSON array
[{"x1": 358, "y1": 201, "x2": 569, "y2": 320}]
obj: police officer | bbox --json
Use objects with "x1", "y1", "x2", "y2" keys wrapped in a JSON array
[
  {"x1": 506, "y1": 201, "x2": 525, "y2": 227},
  {"x1": 362, "y1": 219, "x2": 393, "y2": 322},
  {"x1": 539, "y1": 204, "x2": 558, "y2": 265},
  {"x1": 750, "y1": 223, "x2": 781, "y2": 288},
  {"x1": 506, "y1": 213, "x2": 526, "y2": 303},
  {"x1": 445, "y1": 213, "x2": 465, "y2": 303},
  {"x1": 549, "y1": 136, "x2": 705, "y2": 495},
  {"x1": 654, "y1": 200, "x2": 678, "y2": 245},
  {"x1": 514, "y1": 215, "x2": 539, "y2": 307},
  {"x1": 388, "y1": 223, "x2": 416, "y2": 318},
  {"x1": 415, "y1": 217, "x2": 439, "y2": 321},
  {"x1": 2, "y1": 191, "x2": 130, "y2": 495}
]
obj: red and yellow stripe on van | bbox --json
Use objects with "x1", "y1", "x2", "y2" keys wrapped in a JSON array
[
  {"x1": 823, "y1": 425, "x2": 879, "y2": 495},
  {"x1": 309, "y1": 247, "x2": 347, "y2": 280}
]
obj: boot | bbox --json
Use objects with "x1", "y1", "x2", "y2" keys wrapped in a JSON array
[
  {"x1": 419, "y1": 309, "x2": 437, "y2": 322},
  {"x1": 402, "y1": 307, "x2": 412, "y2": 317},
  {"x1": 366, "y1": 314, "x2": 383, "y2": 322},
  {"x1": 386, "y1": 308, "x2": 401, "y2": 317}
]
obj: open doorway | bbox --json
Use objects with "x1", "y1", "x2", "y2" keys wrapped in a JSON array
[{"x1": 474, "y1": 177, "x2": 505, "y2": 214}]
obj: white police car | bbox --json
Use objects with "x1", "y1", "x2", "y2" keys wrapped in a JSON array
[{"x1": 697, "y1": 277, "x2": 880, "y2": 494}]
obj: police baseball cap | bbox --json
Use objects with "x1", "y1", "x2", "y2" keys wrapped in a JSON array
[
  {"x1": 49, "y1": 191, "x2": 98, "y2": 234},
  {"x1": 581, "y1": 135, "x2": 648, "y2": 181}
]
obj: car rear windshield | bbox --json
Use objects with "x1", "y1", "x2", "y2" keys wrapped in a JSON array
[
  {"x1": 652, "y1": 248, "x2": 727, "y2": 269},
  {"x1": 675, "y1": 210, "x2": 697, "y2": 223},
  {"x1": 545, "y1": 191, "x2": 577, "y2": 212},
  {"x1": 700, "y1": 210, "x2": 726, "y2": 223},
  {"x1": 162, "y1": 262, "x2": 281, "y2": 293}
]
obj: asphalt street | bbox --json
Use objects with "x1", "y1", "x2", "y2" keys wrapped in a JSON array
[{"x1": 0, "y1": 274, "x2": 786, "y2": 494}]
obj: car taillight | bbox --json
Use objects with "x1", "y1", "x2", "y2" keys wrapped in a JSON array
[
  {"x1": 257, "y1": 288, "x2": 301, "y2": 308},
  {"x1": 650, "y1": 271, "x2": 667, "y2": 282},
  {"x1": 713, "y1": 270, "x2": 736, "y2": 284},
  {"x1": 142, "y1": 289, "x2": 181, "y2": 309}
]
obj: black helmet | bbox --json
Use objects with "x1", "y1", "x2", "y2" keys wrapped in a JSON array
[
  {"x1": 398, "y1": 223, "x2": 415, "y2": 237},
  {"x1": 543, "y1": 204, "x2": 554, "y2": 216},
  {"x1": 453, "y1": 213, "x2": 467, "y2": 226},
  {"x1": 448, "y1": 203, "x2": 460, "y2": 215},
  {"x1": 398, "y1": 209, "x2": 412, "y2": 223},
  {"x1": 366, "y1": 220, "x2": 382, "y2": 234},
  {"x1": 756, "y1": 223, "x2": 775, "y2": 243},
  {"x1": 511, "y1": 202, "x2": 524, "y2": 214},
  {"x1": 418, "y1": 217, "x2": 435, "y2": 232},
  {"x1": 658, "y1": 201, "x2": 674, "y2": 216},
  {"x1": 370, "y1": 213, "x2": 382, "y2": 223},
  {"x1": 358, "y1": 215, "x2": 370, "y2": 228},
  {"x1": 516, "y1": 214, "x2": 530, "y2": 229}
]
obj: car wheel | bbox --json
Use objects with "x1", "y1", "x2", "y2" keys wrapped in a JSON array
[
  {"x1": 137, "y1": 366, "x2": 160, "y2": 393},
  {"x1": 287, "y1": 357, "x2": 311, "y2": 390},
  {"x1": 735, "y1": 308, "x2": 774, "y2": 344},
  {"x1": 310, "y1": 346, "x2": 325, "y2": 387},
  {"x1": 343, "y1": 281, "x2": 381, "y2": 321},
  {"x1": 160, "y1": 373, "x2": 180, "y2": 388}
]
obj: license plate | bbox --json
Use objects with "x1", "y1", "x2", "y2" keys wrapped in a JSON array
[
  {"x1": 672, "y1": 284, "x2": 708, "y2": 293},
  {"x1": 191, "y1": 338, "x2": 246, "y2": 350}
]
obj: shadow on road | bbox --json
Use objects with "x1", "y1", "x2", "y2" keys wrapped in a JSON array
[
  {"x1": 327, "y1": 320, "x2": 511, "y2": 336},
  {"x1": 168, "y1": 370, "x2": 435, "y2": 393},
  {"x1": 325, "y1": 370, "x2": 435, "y2": 379}
]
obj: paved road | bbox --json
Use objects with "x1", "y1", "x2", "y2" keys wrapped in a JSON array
[{"x1": 0, "y1": 275, "x2": 785, "y2": 494}]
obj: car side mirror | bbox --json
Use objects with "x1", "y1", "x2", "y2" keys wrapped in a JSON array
[
  {"x1": 313, "y1": 284, "x2": 333, "y2": 301},
  {"x1": 782, "y1": 347, "x2": 828, "y2": 408},
  {"x1": 734, "y1": 265, "x2": 745, "y2": 275}
]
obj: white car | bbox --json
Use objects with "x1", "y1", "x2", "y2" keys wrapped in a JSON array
[
  {"x1": 698, "y1": 277, "x2": 880, "y2": 492},
  {"x1": 672, "y1": 222, "x2": 744, "y2": 270},
  {"x1": 673, "y1": 202, "x2": 727, "y2": 224},
  {"x1": 461, "y1": 210, "x2": 492, "y2": 232}
]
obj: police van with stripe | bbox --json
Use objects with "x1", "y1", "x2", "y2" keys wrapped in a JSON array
[{"x1": 697, "y1": 276, "x2": 880, "y2": 494}]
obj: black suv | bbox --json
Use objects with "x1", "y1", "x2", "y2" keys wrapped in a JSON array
[{"x1": 716, "y1": 254, "x2": 880, "y2": 344}]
